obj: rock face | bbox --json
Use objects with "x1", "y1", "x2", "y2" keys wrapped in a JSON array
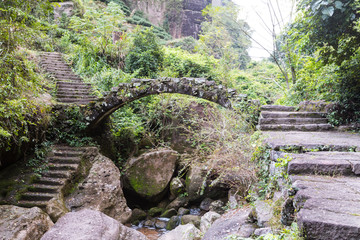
[
  {"x1": 123, "y1": 149, "x2": 178, "y2": 202},
  {"x1": 41, "y1": 209, "x2": 148, "y2": 240},
  {"x1": 125, "y1": 0, "x2": 217, "y2": 38},
  {"x1": 0, "y1": 205, "x2": 53, "y2": 240},
  {"x1": 200, "y1": 211, "x2": 221, "y2": 233},
  {"x1": 65, "y1": 154, "x2": 132, "y2": 223},
  {"x1": 53, "y1": 1, "x2": 74, "y2": 20}
]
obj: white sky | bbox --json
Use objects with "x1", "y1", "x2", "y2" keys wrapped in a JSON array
[{"x1": 233, "y1": 0, "x2": 296, "y2": 60}]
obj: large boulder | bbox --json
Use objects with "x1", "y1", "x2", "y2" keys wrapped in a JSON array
[
  {"x1": 159, "y1": 223, "x2": 202, "y2": 240},
  {"x1": 65, "y1": 154, "x2": 131, "y2": 223},
  {"x1": 53, "y1": 1, "x2": 74, "y2": 20},
  {"x1": 123, "y1": 149, "x2": 178, "y2": 202},
  {"x1": 200, "y1": 211, "x2": 221, "y2": 233},
  {"x1": 41, "y1": 209, "x2": 148, "y2": 240},
  {"x1": 202, "y1": 208, "x2": 254, "y2": 240},
  {"x1": 0, "y1": 205, "x2": 53, "y2": 240}
]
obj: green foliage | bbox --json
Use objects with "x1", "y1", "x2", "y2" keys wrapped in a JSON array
[
  {"x1": 26, "y1": 141, "x2": 52, "y2": 177},
  {"x1": 160, "y1": 47, "x2": 216, "y2": 79},
  {"x1": 166, "y1": 37, "x2": 197, "y2": 52},
  {"x1": 256, "y1": 223, "x2": 303, "y2": 240},
  {"x1": 48, "y1": 106, "x2": 93, "y2": 147},
  {"x1": 125, "y1": 27, "x2": 164, "y2": 78},
  {"x1": 196, "y1": 2, "x2": 251, "y2": 69}
]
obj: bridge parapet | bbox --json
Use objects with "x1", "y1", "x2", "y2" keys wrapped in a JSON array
[{"x1": 86, "y1": 77, "x2": 241, "y2": 128}]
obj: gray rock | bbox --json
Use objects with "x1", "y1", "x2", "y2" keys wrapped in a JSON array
[
  {"x1": 166, "y1": 196, "x2": 189, "y2": 210},
  {"x1": 148, "y1": 207, "x2": 163, "y2": 217},
  {"x1": 53, "y1": 1, "x2": 74, "y2": 20},
  {"x1": 202, "y1": 208, "x2": 253, "y2": 240},
  {"x1": 155, "y1": 219, "x2": 167, "y2": 229},
  {"x1": 181, "y1": 215, "x2": 201, "y2": 228},
  {"x1": 129, "y1": 208, "x2": 147, "y2": 224},
  {"x1": 159, "y1": 224, "x2": 202, "y2": 240},
  {"x1": 238, "y1": 223, "x2": 257, "y2": 238},
  {"x1": 144, "y1": 219, "x2": 156, "y2": 228},
  {"x1": 65, "y1": 154, "x2": 132, "y2": 223},
  {"x1": 209, "y1": 200, "x2": 225, "y2": 214},
  {"x1": 170, "y1": 177, "x2": 185, "y2": 199},
  {"x1": 200, "y1": 211, "x2": 221, "y2": 233},
  {"x1": 253, "y1": 200, "x2": 273, "y2": 227},
  {"x1": 41, "y1": 209, "x2": 148, "y2": 240},
  {"x1": 46, "y1": 198, "x2": 69, "y2": 222},
  {"x1": 254, "y1": 227, "x2": 272, "y2": 236},
  {"x1": 123, "y1": 149, "x2": 178, "y2": 202},
  {"x1": 161, "y1": 208, "x2": 177, "y2": 218},
  {"x1": 199, "y1": 197, "x2": 214, "y2": 211},
  {"x1": 166, "y1": 215, "x2": 181, "y2": 230},
  {"x1": 178, "y1": 207, "x2": 190, "y2": 216},
  {"x1": 0, "y1": 205, "x2": 53, "y2": 240}
]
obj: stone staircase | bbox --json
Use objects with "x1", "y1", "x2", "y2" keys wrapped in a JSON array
[
  {"x1": 18, "y1": 146, "x2": 87, "y2": 208},
  {"x1": 258, "y1": 105, "x2": 333, "y2": 131},
  {"x1": 40, "y1": 52, "x2": 97, "y2": 104},
  {"x1": 266, "y1": 132, "x2": 360, "y2": 238}
]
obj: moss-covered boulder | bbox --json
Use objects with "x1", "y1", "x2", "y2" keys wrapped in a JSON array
[{"x1": 123, "y1": 148, "x2": 178, "y2": 202}]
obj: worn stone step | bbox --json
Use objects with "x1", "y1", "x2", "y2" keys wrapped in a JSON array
[
  {"x1": 53, "y1": 150, "x2": 83, "y2": 157},
  {"x1": 48, "y1": 157, "x2": 81, "y2": 164},
  {"x1": 259, "y1": 124, "x2": 333, "y2": 131},
  {"x1": 289, "y1": 175, "x2": 360, "y2": 240},
  {"x1": 261, "y1": 105, "x2": 296, "y2": 112},
  {"x1": 17, "y1": 200, "x2": 48, "y2": 208},
  {"x1": 48, "y1": 163, "x2": 78, "y2": 171},
  {"x1": 33, "y1": 177, "x2": 67, "y2": 186},
  {"x1": 259, "y1": 118, "x2": 328, "y2": 125},
  {"x1": 42, "y1": 170, "x2": 73, "y2": 178},
  {"x1": 57, "y1": 81, "x2": 91, "y2": 87},
  {"x1": 45, "y1": 66, "x2": 72, "y2": 71},
  {"x1": 261, "y1": 111, "x2": 326, "y2": 119},
  {"x1": 57, "y1": 98, "x2": 96, "y2": 103},
  {"x1": 28, "y1": 184, "x2": 60, "y2": 193},
  {"x1": 53, "y1": 73, "x2": 81, "y2": 79},
  {"x1": 41, "y1": 62, "x2": 69, "y2": 67},
  {"x1": 57, "y1": 90, "x2": 92, "y2": 95},
  {"x1": 285, "y1": 152, "x2": 360, "y2": 176},
  {"x1": 56, "y1": 94, "x2": 94, "y2": 99},
  {"x1": 50, "y1": 70, "x2": 79, "y2": 76},
  {"x1": 21, "y1": 192, "x2": 56, "y2": 201}
]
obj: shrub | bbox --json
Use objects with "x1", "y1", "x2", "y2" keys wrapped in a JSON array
[{"x1": 125, "y1": 27, "x2": 164, "y2": 78}]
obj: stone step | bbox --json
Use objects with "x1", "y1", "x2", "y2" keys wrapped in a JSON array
[
  {"x1": 42, "y1": 170, "x2": 73, "y2": 178},
  {"x1": 289, "y1": 175, "x2": 360, "y2": 240},
  {"x1": 56, "y1": 82, "x2": 91, "y2": 87},
  {"x1": 45, "y1": 66, "x2": 72, "y2": 71},
  {"x1": 17, "y1": 200, "x2": 48, "y2": 208},
  {"x1": 285, "y1": 152, "x2": 360, "y2": 176},
  {"x1": 28, "y1": 184, "x2": 60, "y2": 193},
  {"x1": 57, "y1": 90, "x2": 92, "y2": 95},
  {"x1": 57, "y1": 98, "x2": 96, "y2": 103},
  {"x1": 48, "y1": 157, "x2": 81, "y2": 164},
  {"x1": 53, "y1": 150, "x2": 83, "y2": 157},
  {"x1": 33, "y1": 177, "x2": 67, "y2": 186},
  {"x1": 21, "y1": 192, "x2": 56, "y2": 201},
  {"x1": 259, "y1": 124, "x2": 333, "y2": 131},
  {"x1": 259, "y1": 118, "x2": 328, "y2": 125},
  {"x1": 48, "y1": 163, "x2": 79, "y2": 171},
  {"x1": 53, "y1": 146, "x2": 86, "y2": 151},
  {"x1": 56, "y1": 94, "x2": 95, "y2": 99},
  {"x1": 53, "y1": 74, "x2": 82, "y2": 80},
  {"x1": 41, "y1": 62, "x2": 69, "y2": 67},
  {"x1": 261, "y1": 105, "x2": 296, "y2": 112},
  {"x1": 261, "y1": 111, "x2": 326, "y2": 119}
]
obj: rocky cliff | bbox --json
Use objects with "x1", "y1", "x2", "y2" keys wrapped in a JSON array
[{"x1": 125, "y1": 0, "x2": 222, "y2": 39}]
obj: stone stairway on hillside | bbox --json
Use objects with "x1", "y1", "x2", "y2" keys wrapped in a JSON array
[
  {"x1": 265, "y1": 132, "x2": 360, "y2": 239},
  {"x1": 40, "y1": 52, "x2": 97, "y2": 104},
  {"x1": 18, "y1": 146, "x2": 87, "y2": 208},
  {"x1": 258, "y1": 105, "x2": 333, "y2": 131}
]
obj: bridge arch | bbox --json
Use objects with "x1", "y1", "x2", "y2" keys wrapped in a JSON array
[{"x1": 86, "y1": 77, "x2": 241, "y2": 129}]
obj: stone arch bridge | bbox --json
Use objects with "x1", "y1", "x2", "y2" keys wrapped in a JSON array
[{"x1": 86, "y1": 77, "x2": 244, "y2": 129}]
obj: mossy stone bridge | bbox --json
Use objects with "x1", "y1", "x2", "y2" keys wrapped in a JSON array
[{"x1": 86, "y1": 77, "x2": 244, "y2": 129}]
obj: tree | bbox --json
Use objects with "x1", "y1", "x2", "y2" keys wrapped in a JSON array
[
  {"x1": 125, "y1": 27, "x2": 164, "y2": 78},
  {"x1": 196, "y1": 1, "x2": 252, "y2": 69}
]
